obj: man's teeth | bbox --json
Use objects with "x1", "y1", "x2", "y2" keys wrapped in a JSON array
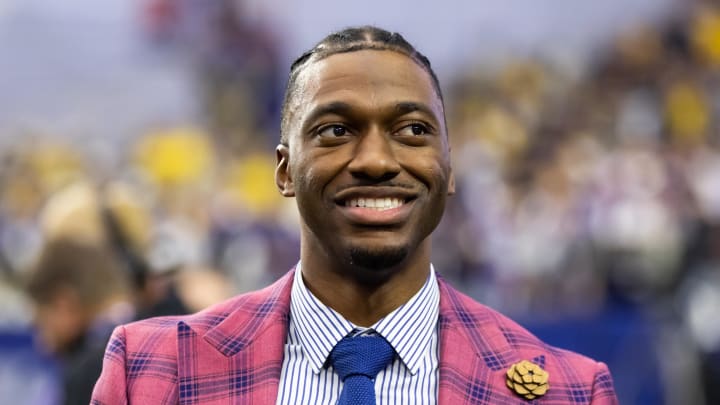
[{"x1": 345, "y1": 198, "x2": 404, "y2": 210}]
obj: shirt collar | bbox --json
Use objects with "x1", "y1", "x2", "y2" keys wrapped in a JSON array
[{"x1": 289, "y1": 262, "x2": 440, "y2": 375}]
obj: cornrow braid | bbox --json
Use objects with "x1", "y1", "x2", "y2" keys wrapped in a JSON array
[{"x1": 279, "y1": 26, "x2": 444, "y2": 144}]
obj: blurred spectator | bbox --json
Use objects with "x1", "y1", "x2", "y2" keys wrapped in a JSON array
[
  {"x1": 23, "y1": 179, "x2": 197, "y2": 404},
  {"x1": 38, "y1": 179, "x2": 194, "y2": 318},
  {"x1": 25, "y1": 239, "x2": 134, "y2": 405}
]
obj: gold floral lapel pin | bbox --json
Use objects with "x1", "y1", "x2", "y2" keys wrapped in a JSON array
[{"x1": 506, "y1": 360, "x2": 549, "y2": 400}]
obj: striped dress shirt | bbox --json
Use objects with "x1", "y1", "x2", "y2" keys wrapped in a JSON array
[{"x1": 276, "y1": 263, "x2": 440, "y2": 405}]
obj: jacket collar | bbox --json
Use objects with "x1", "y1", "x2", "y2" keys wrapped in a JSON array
[
  {"x1": 183, "y1": 269, "x2": 515, "y2": 361},
  {"x1": 183, "y1": 269, "x2": 295, "y2": 356}
]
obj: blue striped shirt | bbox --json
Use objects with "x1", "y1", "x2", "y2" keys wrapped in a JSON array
[{"x1": 276, "y1": 263, "x2": 440, "y2": 405}]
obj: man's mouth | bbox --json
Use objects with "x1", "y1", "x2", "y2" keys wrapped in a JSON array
[
  {"x1": 343, "y1": 197, "x2": 405, "y2": 211},
  {"x1": 333, "y1": 187, "x2": 417, "y2": 225}
]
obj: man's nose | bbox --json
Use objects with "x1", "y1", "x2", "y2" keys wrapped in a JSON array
[{"x1": 347, "y1": 128, "x2": 401, "y2": 180}]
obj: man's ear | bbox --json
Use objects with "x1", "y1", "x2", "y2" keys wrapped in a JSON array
[
  {"x1": 448, "y1": 168, "x2": 456, "y2": 196},
  {"x1": 275, "y1": 144, "x2": 295, "y2": 197},
  {"x1": 445, "y1": 142, "x2": 456, "y2": 196}
]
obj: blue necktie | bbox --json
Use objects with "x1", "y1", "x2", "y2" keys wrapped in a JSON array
[{"x1": 329, "y1": 334, "x2": 395, "y2": 405}]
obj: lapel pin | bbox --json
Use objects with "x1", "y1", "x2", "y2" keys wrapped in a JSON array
[{"x1": 506, "y1": 360, "x2": 549, "y2": 400}]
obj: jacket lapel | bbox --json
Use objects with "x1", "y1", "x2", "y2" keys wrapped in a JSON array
[
  {"x1": 437, "y1": 278, "x2": 522, "y2": 404},
  {"x1": 177, "y1": 270, "x2": 294, "y2": 404}
]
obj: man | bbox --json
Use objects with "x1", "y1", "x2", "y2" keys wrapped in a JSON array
[
  {"x1": 27, "y1": 181, "x2": 140, "y2": 405},
  {"x1": 92, "y1": 26, "x2": 618, "y2": 404},
  {"x1": 28, "y1": 239, "x2": 135, "y2": 405}
]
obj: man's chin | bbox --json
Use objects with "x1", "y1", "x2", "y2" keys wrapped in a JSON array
[{"x1": 346, "y1": 245, "x2": 409, "y2": 281}]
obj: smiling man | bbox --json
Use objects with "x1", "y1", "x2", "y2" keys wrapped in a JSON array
[{"x1": 92, "y1": 26, "x2": 618, "y2": 404}]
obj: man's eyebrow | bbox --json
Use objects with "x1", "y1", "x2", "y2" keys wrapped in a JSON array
[
  {"x1": 304, "y1": 101, "x2": 353, "y2": 124},
  {"x1": 303, "y1": 101, "x2": 440, "y2": 128},
  {"x1": 394, "y1": 102, "x2": 437, "y2": 119}
]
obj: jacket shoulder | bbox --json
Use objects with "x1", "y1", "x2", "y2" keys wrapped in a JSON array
[
  {"x1": 122, "y1": 277, "x2": 288, "y2": 349},
  {"x1": 92, "y1": 274, "x2": 294, "y2": 404}
]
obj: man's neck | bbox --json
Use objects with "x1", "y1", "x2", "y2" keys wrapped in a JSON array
[{"x1": 299, "y1": 248, "x2": 431, "y2": 327}]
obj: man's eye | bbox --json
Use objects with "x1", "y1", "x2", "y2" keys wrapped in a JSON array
[
  {"x1": 397, "y1": 123, "x2": 429, "y2": 136},
  {"x1": 317, "y1": 125, "x2": 348, "y2": 137}
]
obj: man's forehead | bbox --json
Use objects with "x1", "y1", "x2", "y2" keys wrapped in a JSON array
[{"x1": 294, "y1": 49, "x2": 441, "y2": 106}]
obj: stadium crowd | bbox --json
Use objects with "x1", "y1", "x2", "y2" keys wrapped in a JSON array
[{"x1": 1, "y1": 1, "x2": 719, "y2": 404}]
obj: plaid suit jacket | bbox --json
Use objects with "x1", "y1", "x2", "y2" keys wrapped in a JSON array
[{"x1": 91, "y1": 270, "x2": 618, "y2": 404}]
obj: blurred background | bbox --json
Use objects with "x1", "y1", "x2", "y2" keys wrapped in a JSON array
[{"x1": 1, "y1": 0, "x2": 719, "y2": 403}]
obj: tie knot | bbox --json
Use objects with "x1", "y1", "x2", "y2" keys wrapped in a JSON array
[{"x1": 329, "y1": 334, "x2": 395, "y2": 381}]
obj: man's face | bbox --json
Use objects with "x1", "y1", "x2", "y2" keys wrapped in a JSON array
[
  {"x1": 276, "y1": 49, "x2": 455, "y2": 275},
  {"x1": 34, "y1": 287, "x2": 86, "y2": 354}
]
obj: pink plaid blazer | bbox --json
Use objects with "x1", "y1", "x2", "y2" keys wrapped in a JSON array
[{"x1": 91, "y1": 270, "x2": 618, "y2": 404}]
